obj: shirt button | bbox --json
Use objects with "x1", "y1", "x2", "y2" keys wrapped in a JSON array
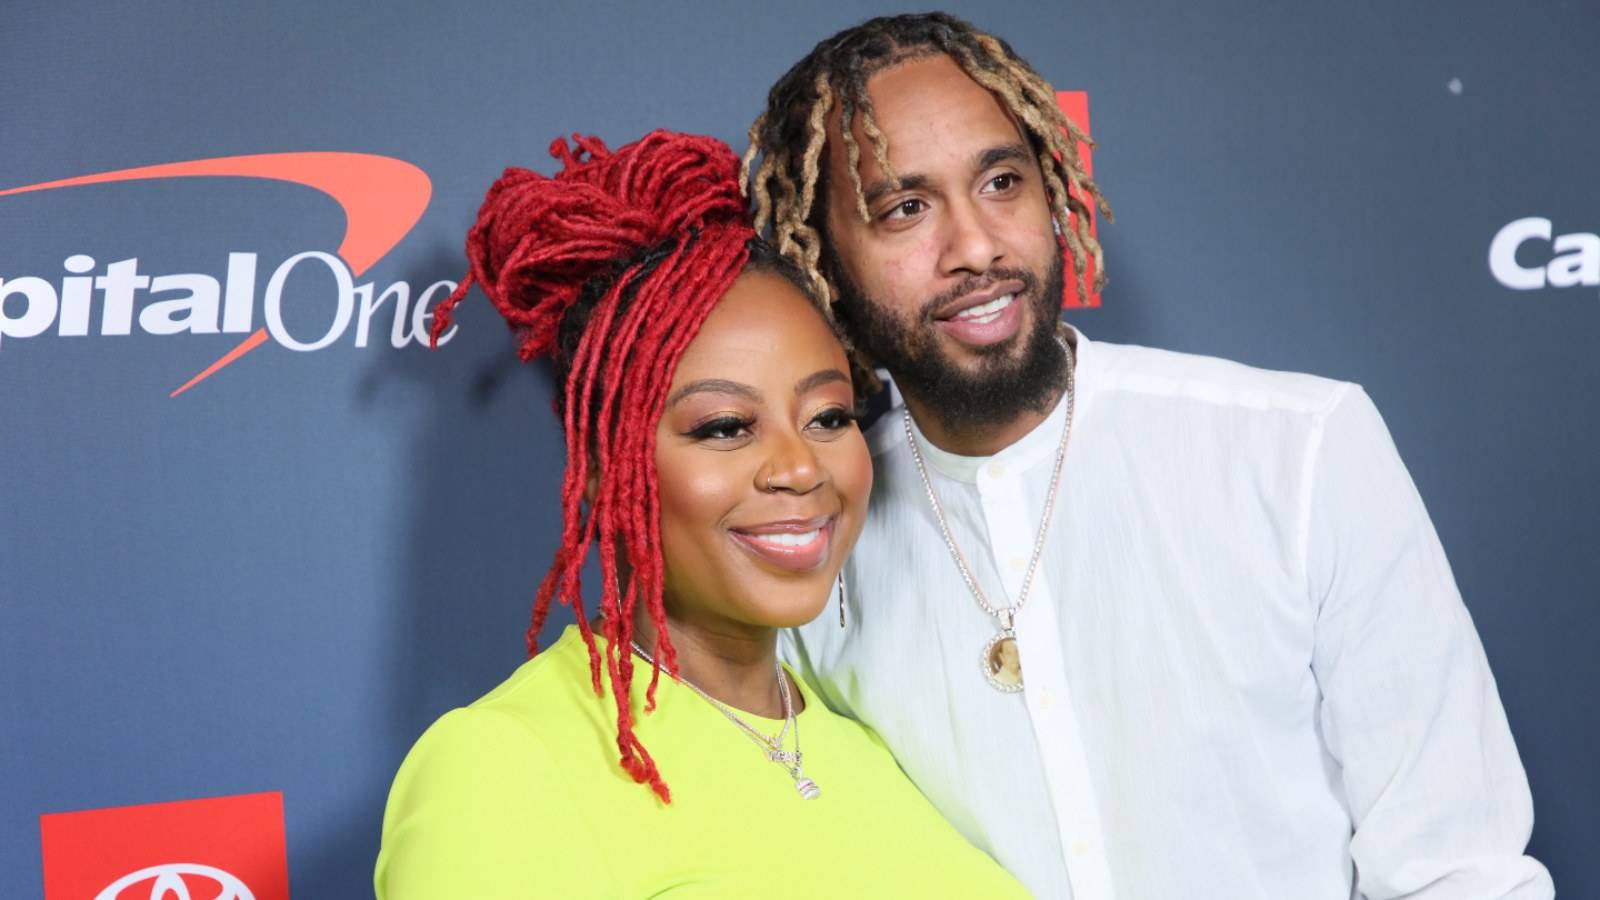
[
  {"x1": 988, "y1": 461, "x2": 1008, "y2": 478},
  {"x1": 1037, "y1": 688, "x2": 1055, "y2": 710},
  {"x1": 1006, "y1": 555, "x2": 1027, "y2": 571},
  {"x1": 1070, "y1": 838, "x2": 1090, "y2": 858}
]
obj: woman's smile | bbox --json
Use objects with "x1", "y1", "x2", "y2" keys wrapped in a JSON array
[{"x1": 729, "y1": 514, "x2": 836, "y2": 572}]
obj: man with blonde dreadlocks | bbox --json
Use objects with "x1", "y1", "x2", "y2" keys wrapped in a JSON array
[{"x1": 750, "y1": 12, "x2": 1551, "y2": 900}]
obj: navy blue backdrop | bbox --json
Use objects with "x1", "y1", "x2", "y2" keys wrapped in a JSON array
[{"x1": 3, "y1": 1, "x2": 1595, "y2": 896}]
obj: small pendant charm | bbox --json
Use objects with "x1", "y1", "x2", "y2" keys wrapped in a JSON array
[
  {"x1": 981, "y1": 628, "x2": 1024, "y2": 693},
  {"x1": 795, "y1": 776, "x2": 820, "y2": 800}
]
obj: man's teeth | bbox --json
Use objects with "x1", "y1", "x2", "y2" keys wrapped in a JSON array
[
  {"x1": 951, "y1": 294, "x2": 1015, "y2": 323},
  {"x1": 749, "y1": 529, "x2": 821, "y2": 547}
]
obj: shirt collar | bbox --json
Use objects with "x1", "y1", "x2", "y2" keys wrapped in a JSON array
[{"x1": 905, "y1": 325, "x2": 1092, "y2": 484}]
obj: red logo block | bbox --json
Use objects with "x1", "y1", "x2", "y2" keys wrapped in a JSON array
[
  {"x1": 39, "y1": 791, "x2": 290, "y2": 900},
  {"x1": 1055, "y1": 91, "x2": 1100, "y2": 309}
]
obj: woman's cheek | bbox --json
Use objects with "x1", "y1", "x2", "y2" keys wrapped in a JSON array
[
  {"x1": 657, "y1": 446, "x2": 747, "y2": 535},
  {"x1": 831, "y1": 433, "x2": 874, "y2": 538}
]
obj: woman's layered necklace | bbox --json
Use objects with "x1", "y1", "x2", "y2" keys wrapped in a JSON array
[
  {"x1": 902, "y1": 340, "x2": 1077, "y2": 693},
  {"x1": 629, "y1": 640, "x2": 820, "y2": 799}
]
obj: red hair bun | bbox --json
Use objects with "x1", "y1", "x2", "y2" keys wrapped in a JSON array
[{"x1": 431, "y1": 131, "x2": 748, "y2": 360}]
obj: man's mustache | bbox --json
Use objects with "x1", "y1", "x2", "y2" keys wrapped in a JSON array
[{"x1": 918, "y1": 267, "x2": 1040, "y2": 322}]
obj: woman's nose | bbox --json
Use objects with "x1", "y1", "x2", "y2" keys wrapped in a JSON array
[{"x1": 757, "y1": 430, "x2": 825, "y2": 495}]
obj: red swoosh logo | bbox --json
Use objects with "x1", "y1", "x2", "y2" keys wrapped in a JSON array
[{"x1": 0, "y1": 152, "x2": 432, "y2": 395}]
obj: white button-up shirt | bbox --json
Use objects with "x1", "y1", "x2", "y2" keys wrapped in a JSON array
[{"x1": 785, "y1": 328, "x2": 1551, "y2": 900}]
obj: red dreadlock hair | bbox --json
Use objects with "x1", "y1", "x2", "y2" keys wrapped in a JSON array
[{"x1": 429, "y1": 130, "x2": 758, "y2": 803}]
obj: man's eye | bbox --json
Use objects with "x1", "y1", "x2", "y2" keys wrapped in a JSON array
[
  {"x1": 883, "y1": 198, "x2": 927, "y2": 221},
  {"x1": 983, "y1": 173, "x2": 1020, "y2": 193},
  {"x1": 687, "y1": 416, "x2": 752, "y2": 441}
]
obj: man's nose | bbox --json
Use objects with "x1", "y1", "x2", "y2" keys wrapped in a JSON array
[{"x1": 938, "y1": 198, "x2": 1002, "y2": 277}]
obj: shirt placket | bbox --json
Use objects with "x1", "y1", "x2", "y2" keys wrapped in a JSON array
[{"x1": 977, "y1": 458, "x2": 1116, "y2": 900}]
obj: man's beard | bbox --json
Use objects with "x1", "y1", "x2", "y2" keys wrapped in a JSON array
[{"x1": 829, "y1": 253, "x2": 1067, "y2": 437}]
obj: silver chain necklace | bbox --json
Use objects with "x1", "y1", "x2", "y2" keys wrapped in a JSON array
[
  {"x1": 902, "y1": 341, "x2": 1076, "y2": 693},
  {"x1": 628, "y1": 640, "x2": 820, "y2": 799}
]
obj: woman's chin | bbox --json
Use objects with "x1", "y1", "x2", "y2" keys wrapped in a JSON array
[
  {"x1": 740, "y1": 590, "x2": 835, "y2": 631},
  {"x1": 721, "y1": 558, "x2": 841, "y2": 629}
]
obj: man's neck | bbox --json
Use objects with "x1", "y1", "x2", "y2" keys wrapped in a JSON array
[
  {"x1": 629, "y1": 611, "x2": 789, "y2": 719},
  {"x1": 901, "y1": 378, "x2": 1067, "y2": 458}
]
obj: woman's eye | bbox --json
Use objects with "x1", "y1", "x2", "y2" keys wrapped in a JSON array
[
  {"x1": 688, "y1": 416, "x2": 752, "y2": 441},
  {"x1": 808, "y1": 407, "x2": 859, "y2": 433},
  {"x1": 883, "y1": 198, "x2": 926, "y2": 221}
]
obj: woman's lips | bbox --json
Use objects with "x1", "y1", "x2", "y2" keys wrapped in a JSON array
[{"x1": 730, "y1": 516, "x2": 834, "y2": 572}]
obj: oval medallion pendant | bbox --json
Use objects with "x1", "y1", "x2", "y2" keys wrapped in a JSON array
[{"x1": 981, "y1": 629, "x2": 1024, "y2": 692}]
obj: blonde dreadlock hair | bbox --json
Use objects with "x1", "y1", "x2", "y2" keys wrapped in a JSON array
[{"x1": 742, "y1": 12, "x2": 1112, "y2": 318}]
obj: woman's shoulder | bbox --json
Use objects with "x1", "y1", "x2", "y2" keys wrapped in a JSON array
[
  {"x1": 438, "y1": 621, "x2": 643, "y2": 752},
  {"x1": 376, "y1": 630, "x2": 619, "y2": 898},
  {"x1": 384, "y1": 627, "x2": 615, "y2": 812},
  {"x1": 470, "y1": 625, "x2": 607, "y2": 726},
  {"x1": 375, "y1": 707, "x2": 612, "y2": 899},
  {"x1": 384, "y1": 698, "x2": 562, "y2": 818}
]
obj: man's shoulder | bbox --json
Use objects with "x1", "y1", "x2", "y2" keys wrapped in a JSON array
[
  {"x1": 861, "y1": 337, "x2": 1356, "y2": 458},
  {"x1": 1087, "y1": 337, "x2": 1353, "y2": 418}
]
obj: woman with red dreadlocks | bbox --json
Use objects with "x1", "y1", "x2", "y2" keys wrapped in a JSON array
[{"x1": 373, "y1": 130, "x2": 1027, "y2": 898}]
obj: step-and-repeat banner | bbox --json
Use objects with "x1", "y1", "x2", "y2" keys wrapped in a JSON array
[{"x1": 4, "y1": 1, "x2": 1595, "y2": 896}]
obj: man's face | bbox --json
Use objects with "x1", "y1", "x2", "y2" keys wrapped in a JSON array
[{"x1": 821, "y1": 53, "x2": 1065, "y2": 431}]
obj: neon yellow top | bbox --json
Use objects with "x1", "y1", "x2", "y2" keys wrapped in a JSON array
[{"x1": 375, "y1": 625, "x2": 1029, "y2": 899}]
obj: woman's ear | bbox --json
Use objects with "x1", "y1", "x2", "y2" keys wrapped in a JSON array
[{"x1": 584, "y1": 466, "x2": 600, "y2": 505}]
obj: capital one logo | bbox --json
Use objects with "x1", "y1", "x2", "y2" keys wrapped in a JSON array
[
  {"x1": 39, "y1": 791, "x2": 290, "y2": 900},
  {"x1": 0, "y1": 152, "x2": 454, "y2": 396},
  {"x1": 1488, "y1": 216, "x2": 1599, "y2": 294}
]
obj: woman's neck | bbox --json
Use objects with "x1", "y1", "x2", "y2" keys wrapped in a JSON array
[{"x1": 628, "y1": 612, "x2": 795, "y2": 719}]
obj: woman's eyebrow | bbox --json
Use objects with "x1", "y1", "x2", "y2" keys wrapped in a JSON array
[
  {"x1": 666, "y1": 378, "x2": 762, "y2": 407},
  {"x1": 795, "y1": 369, "x2": 850, "y2": 395}
]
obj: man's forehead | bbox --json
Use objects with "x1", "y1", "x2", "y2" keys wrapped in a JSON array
[
  {"x1": 865, "y1": 43, "x2": 943, "y2": 76},
  {"x1": 865, "y1": 53, "x2": 996, "y2": 118},
  {"x1": 824, "y1": 54, "x2": 1031, "y2": 185}
]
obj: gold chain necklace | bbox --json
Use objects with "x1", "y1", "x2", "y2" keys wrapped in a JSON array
[
  {"x1": 629, "y1": 640, "x2": 820, "y2": 799},
  {"x1": 902, "y1": 341, "x2": 1076, "y2": 692}
]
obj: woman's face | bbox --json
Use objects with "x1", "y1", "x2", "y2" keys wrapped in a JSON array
[{"x1": 655, "y1": 269, "x2": 871, "y2": 633}]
